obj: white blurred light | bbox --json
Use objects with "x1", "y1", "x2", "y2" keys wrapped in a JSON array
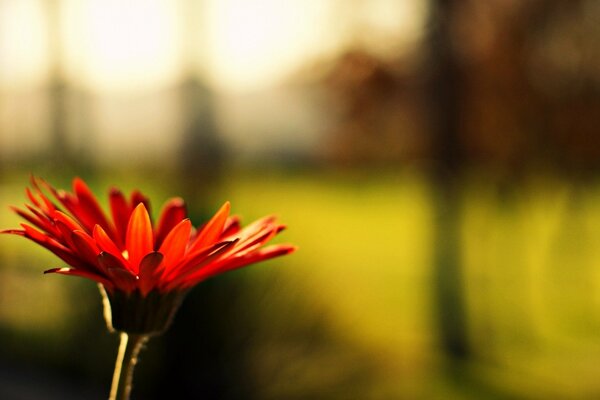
[
  {"x1": 64, "y1": 0, "x2": 183, "y2": 92},
  {"x1": 204, "y1": 0, "x2": 335, "y2": 92},
  {"x1": 0, "y1": 0, "x2": 49, "y2": 88},
  {"x1": 0, "y1": 0, "x2": 425, "y2": 93}
]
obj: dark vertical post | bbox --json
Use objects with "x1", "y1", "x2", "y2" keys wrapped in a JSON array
[
  {"x1": 176, "y1": 0, "x2": 223, "y2": 207},
  {"x1": 46, "y1": 0, "x2": 70, "y2": 170},
  {"x1": 177, "y1": 76, "x2": 222, "y2": 206},
  {"x1": 45, "y1": 0, "x2": 95, "y2": 177},
  {"x1": 426, "y1": 0, "x2": 470, "y2": 360},
  {"x1": 153, "y1": 3, "x2": 248, "y2": 399}
]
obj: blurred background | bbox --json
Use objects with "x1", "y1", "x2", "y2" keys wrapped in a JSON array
[{"x1": 0, "y1": 0, "x2": 600, "y2": 398}]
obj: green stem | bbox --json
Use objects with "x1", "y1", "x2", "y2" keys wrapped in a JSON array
[{"x1": 109, "y1": 332, "x2": 149, "y2": 400}]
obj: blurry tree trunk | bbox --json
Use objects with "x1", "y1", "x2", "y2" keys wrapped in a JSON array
[
  {"x1": 155, "y1": 3, "x2": 252, "y2": 399},
  {"x1": 175, "y1": 0, "x2": 223, "y2": 207},
  {"x1": 47, "y1": 84, "x2": 96, "y2": 176},
  {"x1": 177, "y1": 76, "x2": 222, "y2": 207},
  {"x1": 46, "y1": 0, "x2": 70, "y2": 170},
  {"x1": 426, "y1": 0, "x2": 470, "y2": 360},
  {"x1": 46, "y1": 0, "x2": 95, "y2": 176},
  {"x1": 176, "y1": 0, "x2": 222, "y2": 250},
  {"x1": 160, "y1": 63, "x2": 249, "y2": 400}
]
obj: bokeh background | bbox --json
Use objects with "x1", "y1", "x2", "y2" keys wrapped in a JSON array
[{"x1": 1, "y1": 0, "x2": 600, "y2": 398}]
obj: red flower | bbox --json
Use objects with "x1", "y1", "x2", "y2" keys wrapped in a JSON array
[{"x1": 3, "y1": 177, "x2": 296, "y2": 334}]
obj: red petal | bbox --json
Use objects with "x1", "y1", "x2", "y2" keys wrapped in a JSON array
[
  {"x1": 37, "y1": 177, "x2": 71, "y2": 211},
  {"x1": 138, "y1": 252, "x2": 163, "y2": 296},
  {"x1": 97, "y1": 251, "x2": 128, "y2": 272},
  {"x1": 155, "y1": 197, "x2": 187, "y2": 248},
  {"x1": 11, "y1": 206, "x2": 54, "y2": 235},
  {"x1": 189, "y1": 244, "x2": 297, "y2": 286},
  {"x1": 189, "y1": 201, "x2": 230, "y2": 252},
  {"x1": 20, "y1": 225, "x2": 89, "y2": 270},
  {"x1": 1, "y1": 229, "x2": 25, "y2": 235},
  {"x1": 25, "y1": 187, "x2": 41, "y2": 207},
  {"x1": 71, "y1": 230, "x2": 101, "y2": 265},
  {"x1": 30, "y1": 177, "x2": 58, "y2": 215},
  {"x1": 162, "y1": 240, "x2": 236, "y2": 281},
  {"x1": 125, "y1": 203, "x2": 154, "y2": 273},
  {"x1": 72, "y1": 178, "x2": 113, "y2": 232},
  {"x1": 21, "y1": 224, "x2": 60, "y2": 245},
  {"x1": 52, "y1": 211, "x2": 85, "y2": 247},
  {"x1": 98, "y1": 252, "x2": 137, "y2": 292},
  {"x1": 163, "y1": 240, "x2": 238, "y2": 290},
  {"x1": 109, "y1": 188, "x2": 130, "y2": 247},
  {"x1": 230, "y1": 225, "x2": 284, "y2": 257},
  {"x1": 54, "y1": 191, "x2": 78, "y2": 218},
  {"x1": 93, "y1": 225, "x2": 128, "y2": 265},
  {"x1": 221, "y1": 216, "x2": 241, "y2": 238},
  {"x1": 44, "y1": 267, "x2": 113, "y2": 287},
  {"x1": 158, "y1": 219, "x2": 192, "y2": 271},
  {"x1": 107, "y1": 268, "x2": 138, "y2": 293},
  {"x1": 52, "y1": 210, "x2": 85, "y2": 231},
  {"x1": 238, "y1": 216, "x2": 277, "y2": 238},
  {"x1": 232, "y1": 244, "x2": 297, "y2": 268},
  {"x1": 130, "y1": 190, "x2": 151, "y2": 216},
  {"x1": 54, "y1": 220, "x2": 77, "y2": 249}
]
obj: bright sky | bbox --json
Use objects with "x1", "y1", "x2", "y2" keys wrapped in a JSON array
[
  {"x1": 205, "y1": 0, "x2": 324, "y2": 91},
  {"x1": 0, "y1": 0, "x2": 49, "y2": 88},
  {"x1": 0, "y1": 0, "x2": 425, "y2": 93}
]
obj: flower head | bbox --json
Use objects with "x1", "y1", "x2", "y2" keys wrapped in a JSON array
[{"x1": 3, "y1": 177, "x2": 296, "y2": 334}]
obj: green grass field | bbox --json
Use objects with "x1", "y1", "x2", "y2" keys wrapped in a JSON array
[{"x1": 1, "y1": 169, "x2": 600, "y2": 398}]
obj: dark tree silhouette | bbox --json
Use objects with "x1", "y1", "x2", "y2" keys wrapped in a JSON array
[{"x1": 425, "y1": 0, "x2": 470, "y2": 360}]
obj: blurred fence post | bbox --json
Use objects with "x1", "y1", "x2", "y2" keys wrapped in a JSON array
[
  {"x1": 45, "y1": 0, "x2": 95, "y2": 176},
  {"x1": 151, "y1": 2, "x2": 251, "y2": 397},
  {"x1": 426, "y1": 0, "x2": 470, "y2": 361},
  {"x1": 46, "y1": 0, "x2": 70, "y2": 170},
  {"x1": 177, "y1": 76, "x2": 223, "y2": 206},
  {"x1": 175, "y1": 0, "x2": 224, "y2": 206}
]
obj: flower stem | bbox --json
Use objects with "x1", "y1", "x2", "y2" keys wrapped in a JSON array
[{"x1": 109, "y1": 332, "x2": 149, "y2": 400}]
